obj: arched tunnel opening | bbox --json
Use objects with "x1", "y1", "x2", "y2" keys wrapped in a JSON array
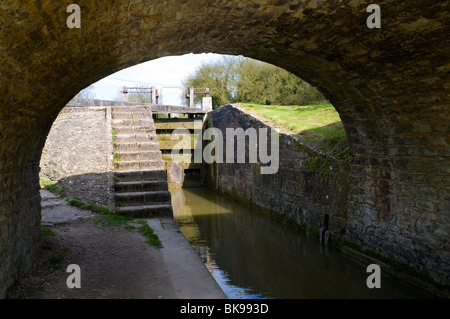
[
  {"x1": 0, "y1": 1, "x2": 448, "y2": 298},
  {"x1": 36, "y1": 53, "x2": 361, "y2": 298}
]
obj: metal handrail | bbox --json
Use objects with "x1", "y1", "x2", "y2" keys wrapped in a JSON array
[{"x1": 122, "y1": 86, "x2": 210, "y2": 108}]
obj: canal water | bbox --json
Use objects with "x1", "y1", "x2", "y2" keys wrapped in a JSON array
[{"x1": 170, "y1": 186, "x2": 432, "y2": 299}]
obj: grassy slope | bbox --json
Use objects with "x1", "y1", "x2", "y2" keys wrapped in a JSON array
[{"x1": 239, "y1": 103, "x2": 349, "y2": 159}]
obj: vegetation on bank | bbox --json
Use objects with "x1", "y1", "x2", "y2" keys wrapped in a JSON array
[
  {"x1": 137, "y1": 220, "x2": 162, "y2": 248},
  {"x1": 42, "y1": 225, "x2": 56, "y2": 236},
  {"x1": 239, "y1": 103, "x2": 349, "y2": 159},
  {"x1": 48, "y1": 248, "x2": 69, "y2": 271},
  {"x1": 39, "y1": 175, "x2": 162, "y2": 248},
  {"x1": 67, "y1": 199, "x2": 162, "y2": 248},
  {"x1": 40, "y1": 176, "x2": 66, "y2": 198}
]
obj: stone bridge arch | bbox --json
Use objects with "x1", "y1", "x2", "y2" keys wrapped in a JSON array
[{"x1": 0, "y1": 1, "x2": 448, "y2": 296}]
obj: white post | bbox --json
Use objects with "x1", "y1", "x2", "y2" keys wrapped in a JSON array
[
  {"x1": 151, "y1": 86, "x2": 157, "y2": 104},
  {"x1": 122, "y1": 86, "x2": 128, "y2": 102},
  {"x1": 189, "y1": 87, "x2": 195, "y2": 108},
  {"x1": 202, "y1": 97, "x2": 212, "y2": 112}
]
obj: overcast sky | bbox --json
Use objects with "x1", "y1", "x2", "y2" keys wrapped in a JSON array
[{"x1": 90, "y1": 53, "x2": 227, "y2": 101}]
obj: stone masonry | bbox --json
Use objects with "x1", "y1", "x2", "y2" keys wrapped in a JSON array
[
  {"x1": 41, "y1": 104, "x2": 174, "y2": 217},
  {"x1": 208, "y1": 104, "x2": 450, "y2": 291},
  {"x1": 206, "y1": 105, "x2": 350, "y2": 240},
  {"x1": 40, "y1": 107, "x2": 112, "y2": 208},
  {"x1": 111, "y1": 106, "x2": 173, "y2": 217},
  {"x1": 0, "y1": 1, "x2": 449, "y2": 297}
]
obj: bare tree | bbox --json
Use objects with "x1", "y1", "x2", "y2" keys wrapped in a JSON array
[{"x1": 75, "y1": 85, "x2": 96, "y2": 100}]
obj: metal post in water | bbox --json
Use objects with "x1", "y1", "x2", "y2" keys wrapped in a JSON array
[{"x1": 324, "y1": 230, "x2": 330, "y2": 246}]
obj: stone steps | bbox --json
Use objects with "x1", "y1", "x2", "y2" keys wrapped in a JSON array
[
  {"x1": 116, "y1": 204, "x2": 173, "y2": 218},
  {"x1": 111, "y1": 106, "x2": 173, "y2": 218},
  {"x1": 111, "y1": 111, "x2": 149, "y2": 119},
  {"x1": 114, "y1": 170, "x2": 168, "y2": 182},
  {"x1": 113, "y1": 151, "x2": 162, "y2": 162},
  {"x1": 113, "y1": 126, "x2": 156, "y2": 135},
  {"x1": 114, "y1": 160, "x2": 165, "y2": 172},
  {"x1": 111, "y1": 106, "x2": 151, "y2": 113},
  {"x1": 114, "y1": 134, "x2": 158, "y2": 143},
  {"x1": 112, "y1": 119, "x2": 155, "y2": 127},
  {"x1": 115, "y1": 191, "x2": 172, "y2": 205},
  {"x1": 113, "y1": 142, "x2": 160, "y2": 152},
  {"x1": 114, "y1": 180, "x2": 168, "y2": 193}
]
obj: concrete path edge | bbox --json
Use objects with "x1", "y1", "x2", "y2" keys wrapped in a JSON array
[{"x1": 147, "y1": 217, "x2": 227, "y2": 299}]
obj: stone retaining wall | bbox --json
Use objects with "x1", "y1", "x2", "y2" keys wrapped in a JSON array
[
  {"x1": 206, "y1": 105, "x2": 351, "y2": 238},
  {"x1": 206, "y1": 104, "x2": 450, "y2": 290},
  {"x1": 40, "y1": 107, "x2": 113, "y2": 209}
]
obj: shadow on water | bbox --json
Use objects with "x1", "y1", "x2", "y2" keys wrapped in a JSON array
[{"x1": 171, "y1": 186, "x2": 434, "y2": 299}]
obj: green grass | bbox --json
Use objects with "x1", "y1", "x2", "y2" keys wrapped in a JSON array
[
  {"x1": 64, "y1": 201, "x2": 162, "y2": 248},
  {"x1": 137, "y1": 220, "x2": 162, "y2": 248},
  {"x1": 68, "y1": 199, "x2": 133, "y2": 227},
  {"x1": 68, "y1": 199, "x2": 109, "y2": 214},
  {"x1": 40, "y1": 178, "x2": 66, "y2": 197},
  {"x1": 240, "y1": 103, "x2": 349, "y2": 159},
  {"x1": 49, "y1": 247, "x2": 69, "y2": 271},
  {"x1": 124, "y1": 224, "x2": 137, "y2": 231},
  {"x1": 39, "y1": 175, "x2": 163, "y2": 249},
  {"x1": 42, "y1": 225, "x2": 56, "y2": 236}
]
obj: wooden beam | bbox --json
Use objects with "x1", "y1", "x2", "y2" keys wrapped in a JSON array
[
  {"x1": 164, "y1": 161, "x2": 203, "y2": 170},
  {"x1": 154, "y1": 119, "x2": 202, "y2": 130},
  {"x1": 161, "y1": 153, "x2": 196, "y2": 162},
  {"x1": 151, "y1": 104, "x2": 207, "y2": 114},
  {"x1": 158, "y1": 139, "x2": 200, "y2": 150}
]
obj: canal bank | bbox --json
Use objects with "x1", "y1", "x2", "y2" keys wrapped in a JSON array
[
  {"x1": 204, "y1": 104, "x2": 350, "y2": 247},
  {"x1": 147, "y1": 216, "x2": 227, "y2": 299},
  {"x1": 171, "y1": 186, "x2": 435, "y2": 299},
  {"x1": 7, "y1": 189, "x2": 227, "y2": 299},
  {"x1": 203, "y1": 104, "x2": 449, "y2": 297}
]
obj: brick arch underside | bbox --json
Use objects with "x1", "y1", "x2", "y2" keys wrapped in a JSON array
[{"x1": 0, "y1": 1, "x2": 449, "y2": 296}]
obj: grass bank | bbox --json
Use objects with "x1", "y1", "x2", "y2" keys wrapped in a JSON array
[
  {"x1": 239, "y1": 103, "x2": 349, "y2": 159},
  {"x1": 39, "y1": 174, "x2": 162, "y2": 248}
]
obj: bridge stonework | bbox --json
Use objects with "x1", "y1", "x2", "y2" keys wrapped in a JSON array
[{"x1": 0, "y1": 1, "x2": 448, "y2": 296}]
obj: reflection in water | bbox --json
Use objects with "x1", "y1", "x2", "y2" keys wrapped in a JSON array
[{"x1": 171, "y1": 187, "x2": 432, "y2": 299}]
